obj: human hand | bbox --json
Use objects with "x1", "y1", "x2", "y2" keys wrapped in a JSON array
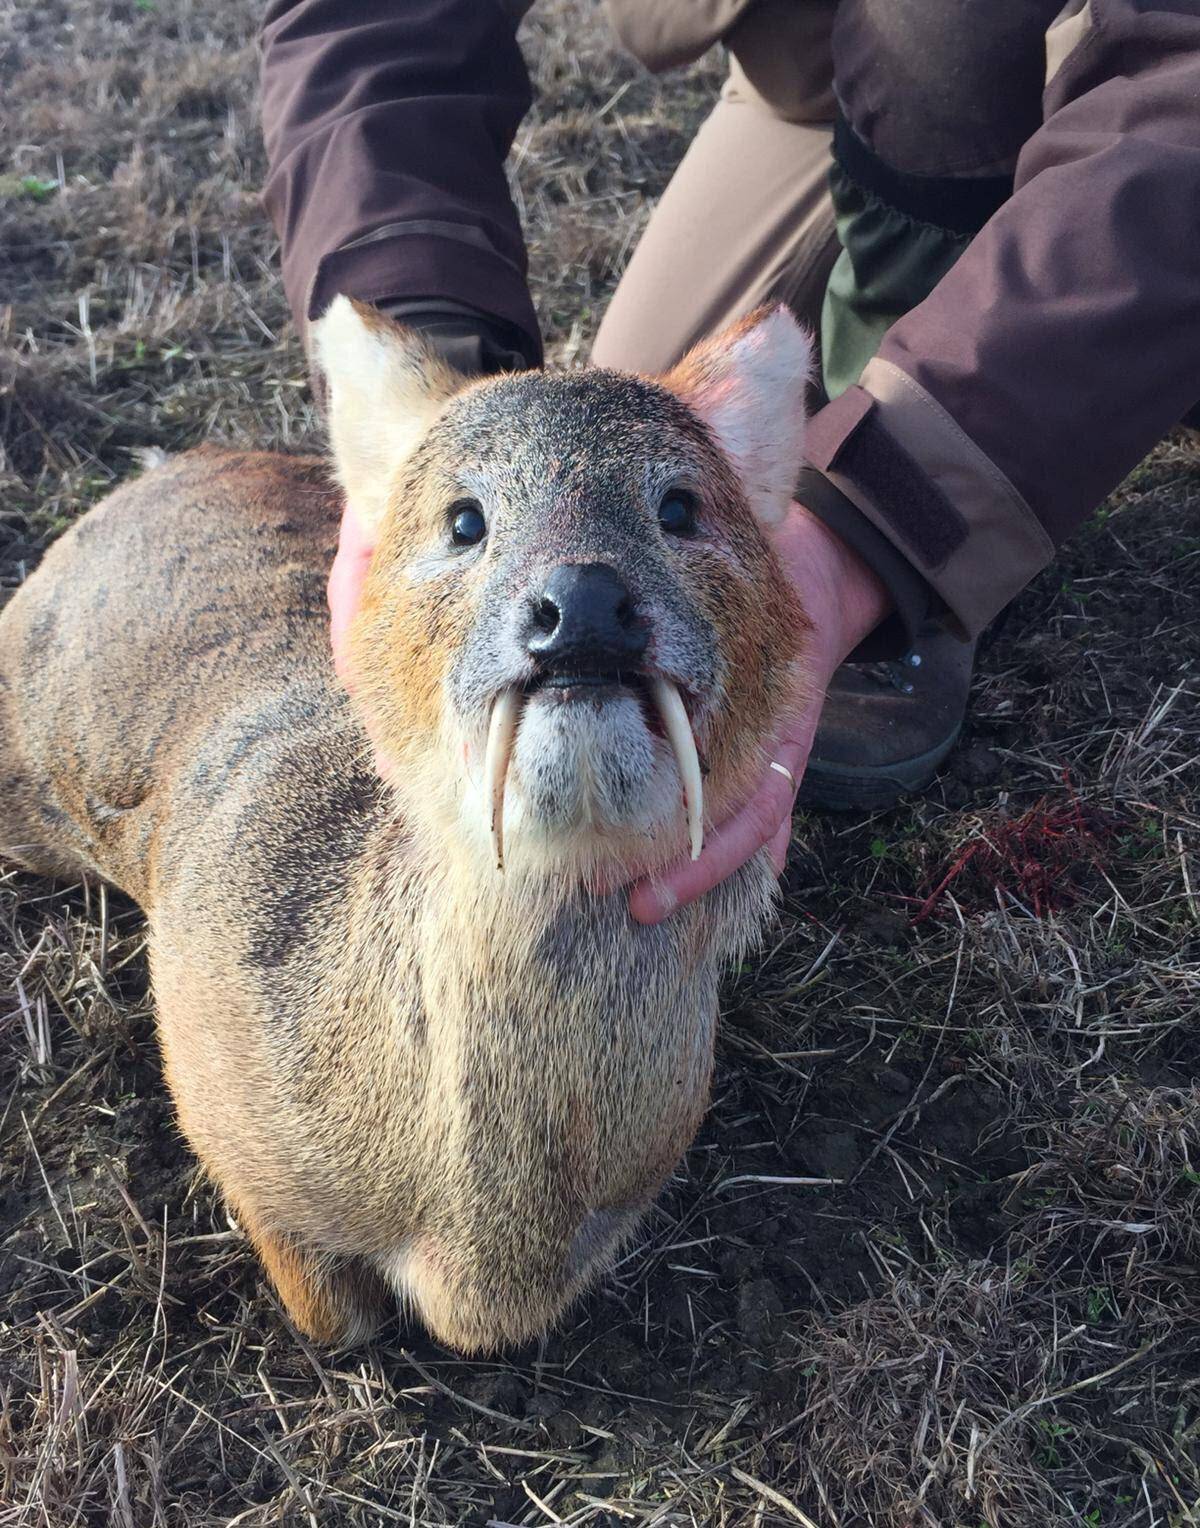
[
  {"x1": 328, "y1": 500, "x2": 376, "y2": 690},
  {"x1": 629, "y1": 502, "x2": 891, "y2": 925}
]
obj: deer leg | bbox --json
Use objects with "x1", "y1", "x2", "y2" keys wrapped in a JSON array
[{"x1": 236, "y1": 1204, "x2": 391, "y2": 1347}]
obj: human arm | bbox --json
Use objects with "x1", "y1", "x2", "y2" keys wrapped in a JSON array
[
  {"x1": 260, "y1": 0, "x2": 543, "y2": 676},
  {"x1": 807, "y1": 0, "x2": 1200, "y2": 641},
  {"x1": 260, "y1": 0, "x2": 541, "y2": 365},
  {"x1": 633, "y1": 0, "x2": 1200, "y2": 923}
]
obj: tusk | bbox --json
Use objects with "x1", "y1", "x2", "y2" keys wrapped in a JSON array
[
  {"x1": 649, "y1": 677, "x2": 703, "y2": 860},
  {"x1": 484, "y1": 688, "x2": 522, "y2": 870}
]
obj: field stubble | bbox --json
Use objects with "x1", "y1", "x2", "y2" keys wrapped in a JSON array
[{"x1": 2, "y1": 2, "x2": 1199, "y2": 1523}]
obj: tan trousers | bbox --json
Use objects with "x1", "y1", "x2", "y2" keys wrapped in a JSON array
[
  {"x1": 593, "y1": 1, "x2": 840, "y2": 374},
  {"x1": 593, "y1": 0, "x2": 1060, "y2": 382}
]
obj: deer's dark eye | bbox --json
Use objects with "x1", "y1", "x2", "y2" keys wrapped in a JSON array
[
  {"x1": 450, "y1": 500, "x2": 487, "y2": 547},
  {"x1": 658, "y1": 491, "x2": 697, "y2": 537}
]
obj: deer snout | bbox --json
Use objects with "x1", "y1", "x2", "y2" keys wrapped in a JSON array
[{"x1": 525, "y1": 563, "x2": 647, "y2": 672}]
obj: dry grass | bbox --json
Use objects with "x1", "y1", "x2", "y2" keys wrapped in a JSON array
[{"x1": 3, "y1": 2, "x2": 1200, "y2": 1524}]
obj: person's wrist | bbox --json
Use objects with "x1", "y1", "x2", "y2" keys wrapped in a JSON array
[{"x1": 777, "y1": 500, "x2": 892, "y2": 668}]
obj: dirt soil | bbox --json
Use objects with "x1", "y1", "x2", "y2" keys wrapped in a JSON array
[{"x1": 2, "y1": 3, "x2": 1199, "y2": 1525}]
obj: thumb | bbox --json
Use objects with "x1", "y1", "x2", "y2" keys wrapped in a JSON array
[{"x1": 328, "y1": 502, "x2": 377, "y2": 688}]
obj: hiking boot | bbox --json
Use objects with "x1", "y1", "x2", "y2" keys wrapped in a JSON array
[{"x1": 799, "y1": 624, "x2": 977, "y2": 813}]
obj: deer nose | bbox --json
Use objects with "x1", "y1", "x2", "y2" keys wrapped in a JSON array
[{"x1": 526, "y1": 563, "x2": 648, "y2": 668}]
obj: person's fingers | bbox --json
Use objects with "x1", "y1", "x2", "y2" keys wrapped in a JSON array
[
  {"x1": 328, "y1": 505, "x2": 403, "y2": 784},
  {"x1": 328, "y1": 554, "x2": 366, "y2": 686},
  {"x1": 767, "y1": 815, "x2": 792, "y2": 876},
  {"x1": 328, "y1": 505, "x2": 376, "y2": 688},
  {"x1": 372, "y1": 748, "x2": 399, "y2": 782},
  {"x1": 629, "y1": 736, "x2": 807, "y2": 925}
]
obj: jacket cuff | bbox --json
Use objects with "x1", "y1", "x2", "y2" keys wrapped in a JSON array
[
  {"x1": 304, "y1": 222, "x2": 543, "y2": 368},
  {"x1": 379, "y1": 299, "x2": 535, "y2": 377},
  {"x1": 806, "y1": 359, "x2": 1054, "y2": 637},
  {"x1": 796, "y1": 466, "x2": 933, "y2": 660}
]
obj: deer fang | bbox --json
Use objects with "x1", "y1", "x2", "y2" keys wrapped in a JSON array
[
  {"x1": 484, "y1": 688, "x2": 522, "y2": 871},
  {"x1": 649, "y1": 678, "x2": 703, "y2": 861}
]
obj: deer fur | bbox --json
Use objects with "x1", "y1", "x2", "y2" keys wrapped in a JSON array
[{"x1": 0, "y1": 301, "x2": 811, "y2": 1352}]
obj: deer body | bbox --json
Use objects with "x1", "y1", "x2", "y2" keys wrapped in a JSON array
[{"x1": 0, "y1": 304, "x2": 811, "y2": 1350}]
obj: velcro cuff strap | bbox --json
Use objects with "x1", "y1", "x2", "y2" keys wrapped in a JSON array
[
  {"x1": 807, "y1": 387, "x2": 968, "y2": 570},
  {"x1": 379, "y1": 301, "x2": 535, "y2": 377}
]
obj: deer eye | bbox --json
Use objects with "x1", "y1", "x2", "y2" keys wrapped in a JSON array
[
  {"x1": 658, "y1": 491, "x2": 697, "y2": 537},
  {"x1": 450, "y1": 500, "x2": 487, "y2": 547}
]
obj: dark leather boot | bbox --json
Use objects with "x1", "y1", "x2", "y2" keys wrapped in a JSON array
[{"x1": 800, "y1": 625, "x2": 976, "y2": 812}]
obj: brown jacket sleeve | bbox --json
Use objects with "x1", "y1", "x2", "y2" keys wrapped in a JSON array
[
  {"x1": 806, "y1": 0, "x2": 1200, "y2": 638},
  {"x1": 260, "y1": 0, "x2": 542, "y2": 364}
]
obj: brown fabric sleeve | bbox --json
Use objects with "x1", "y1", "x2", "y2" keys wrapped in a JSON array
[
  {"x1": 260, "y1": 0, "x2": 541, "y2": 363},
  {"x1": 605, "y1": 0, "x2": 758, "y2": 72},
  {"x1": 813, "y1": 0, "x2": 1200, "y2": 636},
  {"x1": 808, "y1": 368, "x2": 1052, "y2": 637}
]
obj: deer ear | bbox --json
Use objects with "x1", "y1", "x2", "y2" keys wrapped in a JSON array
[
  {"x1": 312, "y1": 296, "x2": 464, "y2": 533},
  {"x1": 660, "y1": 306, "x2": 812, "y2": 528}
]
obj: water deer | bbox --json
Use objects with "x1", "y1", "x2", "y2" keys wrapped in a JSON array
[{"x1": 0, "y1": 299, "x2": 812, "y2": 1352}]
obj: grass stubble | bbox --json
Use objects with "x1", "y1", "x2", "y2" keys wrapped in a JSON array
[{"x1": 2, "y1": 1, "x2": 1199, "y2": 1523}]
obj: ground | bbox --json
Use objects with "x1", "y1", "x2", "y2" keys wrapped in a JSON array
[{"x1": 2, "y1": 2, "x2": 1199, "y2": 1525}]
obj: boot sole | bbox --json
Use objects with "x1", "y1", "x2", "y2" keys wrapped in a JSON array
[{"x1": 798, "y1": 727, "x2": 962, "y2": 814}]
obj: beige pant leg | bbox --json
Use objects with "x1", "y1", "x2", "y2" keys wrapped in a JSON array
[{"x1": 593, "y1": 6, "x2": 838, "y2": 374}]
